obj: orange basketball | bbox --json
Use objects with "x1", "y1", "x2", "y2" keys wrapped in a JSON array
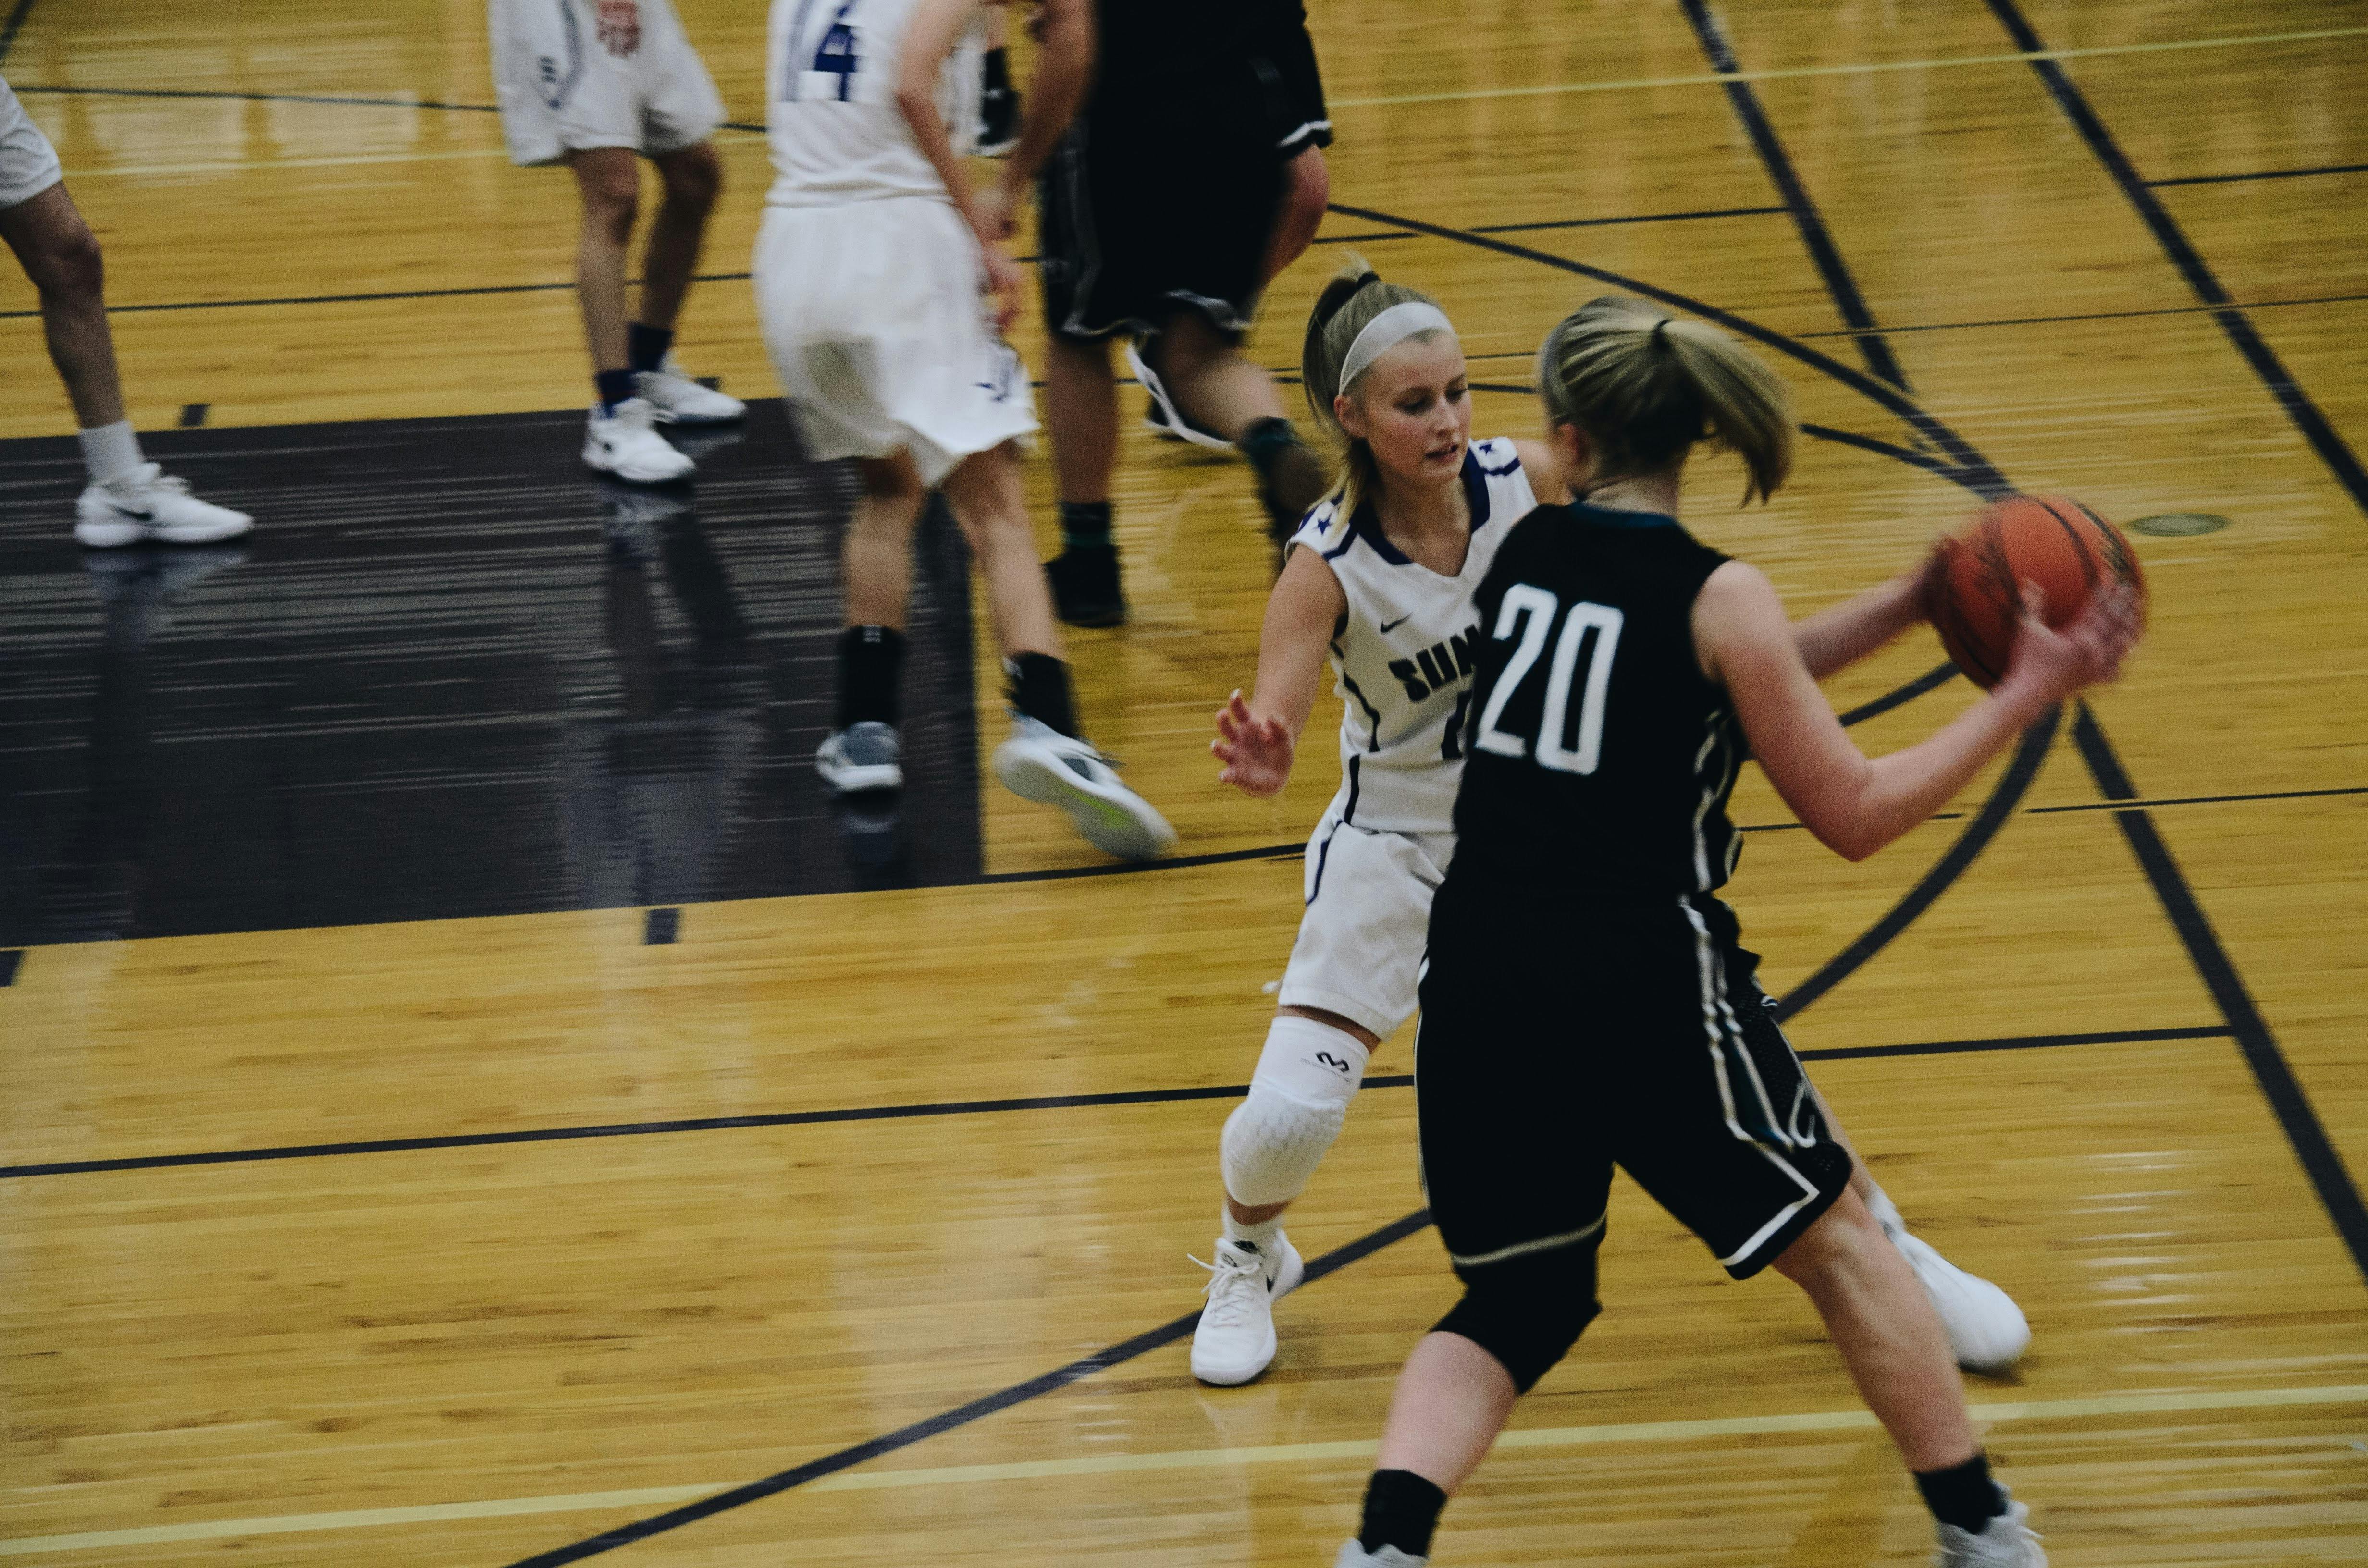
[{"x1": 1923, "y1": 495, "x2": 2146, "y2": 688}]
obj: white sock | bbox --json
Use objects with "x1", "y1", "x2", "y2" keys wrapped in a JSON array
[
  {"x1": 79, "y1": 420, "x2": 145, "y2": 487},
  {"x1": 1221, "y1": 1206, "x2": 1282, "y2": 1254},
  {"x1": 1863, "y1": 1181, "x2": 1907, "y2": 1239}
]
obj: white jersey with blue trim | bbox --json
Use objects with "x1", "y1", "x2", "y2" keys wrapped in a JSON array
[
  {"x1": 765, "y1": 0, "x2": 985, "y2": 209},
  {"x1": 1287, "y1": 437, "x2": 1540, "y2": 835}
]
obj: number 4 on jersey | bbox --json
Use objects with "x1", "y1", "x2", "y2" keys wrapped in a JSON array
[
  {"x1": 785, "y1": 0, "x2": 861, "y2": 102},
  {"x1": 1474, "y1": 585, "x2": 1624, "y2": 774}
]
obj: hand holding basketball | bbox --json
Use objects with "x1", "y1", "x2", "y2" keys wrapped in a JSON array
[
  {"x1": 1924, "y1": 495, "x2": 2148, "y2": 688},
  {"x1": 2003, "y1": 577, "x2": 2143, "y2": 703},
  {"x1": 1213, "y1": 690, "x2": 1294, "y2": 796}
]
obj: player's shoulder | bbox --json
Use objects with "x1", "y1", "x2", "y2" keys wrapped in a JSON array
[
  {"x1": 1287, "y1": 489, "x2": 1355, "y2": 559},
  {"x1": 1469, "y1": 436, "x2": 1524, "y2": 478}
]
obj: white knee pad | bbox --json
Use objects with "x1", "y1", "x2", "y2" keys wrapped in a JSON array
[{"x1": 1220, "y1": 1016, "x2": 1370, "y2": 1207}]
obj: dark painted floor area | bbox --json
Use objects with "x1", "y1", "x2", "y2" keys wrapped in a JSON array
[{"x1": 0, "y1": 404, "x2": 981, "y2": 946}]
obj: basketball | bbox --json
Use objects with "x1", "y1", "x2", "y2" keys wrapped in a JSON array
[{"x1": 1924, "y1": 495, "x2": 2147, "y2": 687}]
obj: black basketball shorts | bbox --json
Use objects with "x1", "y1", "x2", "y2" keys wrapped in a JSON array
[
  {"x1": 1036, "y1": 23, "x2": 1330, "y2": 343},
  {"x1": 1414, "y1": 886, "x2": 1853, "y2": 1283}
]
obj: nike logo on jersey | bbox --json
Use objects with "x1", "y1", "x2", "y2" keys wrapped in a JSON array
[
  {"x1": 1378, "y1": 614, "x2": 1412, "y2": 634},
  {"x1": 1386, "y1": 623, "x2": 1481, "y2": 702}
]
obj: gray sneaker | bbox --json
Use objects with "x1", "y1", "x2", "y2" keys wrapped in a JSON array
[
  {"x1": 1333, "y1": 1543, "x2": 1427, "y2": 1568},
  {"x1": 992, "y1": 715, "x2": 1174, "y2": 861},
  {"x1": 816, "y1": 721, "x2": 903, "y2": 793},
  {"x1": 1936, "y1": 1496, "x2": 2045, "y2": 1567}
]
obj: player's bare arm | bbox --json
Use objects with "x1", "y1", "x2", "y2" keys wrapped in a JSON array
[
  {"x1": 1697, "y1": 559, "x2": 2137, "y2": 861},
  {"x1": 983, "y1": 0, "x2": 1093, "y2": 239},
  {"x1": 1508, "y1": 439, "x2": 1570, "y2": 505},
  {"x1": 893, "y1": 0, "x2": 1021, "y2": 324},
  {"x1": 1788, "y1": 545, "x2": 1938, "y2": 679},
  {"x1": 1212, "y1": 545, "x2": 1345, "y2": 795}
]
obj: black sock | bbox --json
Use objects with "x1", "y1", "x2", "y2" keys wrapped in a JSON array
[
  {"x1": 982, "y1": 45, "x2": 1011, "y2": 93},
  {"x1": 627, "y1": 322, "x2": 675, "y2": 375},
  {"x1": 1058, "y1": 500, "x2": 1112, "y2": 552},
  {"x1": 1005, "y1": 652, "x2": 1078, "y2": 738},
  {"x1": 1914, "y1": 1452, "x2": 2007, "y2": 1534},
  {"x1": 1237, "y1": 416, "x2": 1306, "y2": 479},
  {"x1": 837, "y1": 625, "x2": 907, "y2": 730},
  {"x1": 594, "y1": 367, "x2": 638, "y2": 413},
  {"x1": 1358, "y1": 1469, "x2": 1446, "y2": 1559}
]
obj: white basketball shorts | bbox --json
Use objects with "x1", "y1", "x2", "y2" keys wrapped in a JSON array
[
  {"x1": 1277, "y1": 793, "x2": 1455, "y2": 1041},
  {"x1": 488, "y1": 0, "x2": 725, "y2": 166},
  {"x1": 754, "y1": 198, "x2": 1038, "y2": 486},
  {"x1": 0, "y1": 76, "x2": 64, "y2": 210}
]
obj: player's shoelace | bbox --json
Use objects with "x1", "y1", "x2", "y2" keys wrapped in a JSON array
[{"x1": 1192, "y1": 1250, "x2": 1265, "y2": 1327}]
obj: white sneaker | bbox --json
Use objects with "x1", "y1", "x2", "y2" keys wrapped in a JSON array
[
  {"x1": 1190, "y1": 1233, "x2": 1305, "y2": 1386},
  {"x1": 1893, "y1": 1229, "x2": 2031, "y2": 1372},
  {"x1": 816, "y1": 722, "x2": 903, "y2": 794},
  {"x1": 1125, "y1": 338, "x2": 1233, "y2": 450},
  {"x1": 635, "y1": 357, "x2": 746, "y2": 425},
  {"x1": 584, "y1": 398, "x2": 695, "y2": 483},
  {"x1": 74, "y1": 464, "x2": 253, "y2": 548},
  {"x1": 1935, "y1": 1496, "x2": 2045, "y2": 1567},
  {"x1": 993, "y1": 715, "x2": 1176, "y2": 861},
  {"x1": 1333, "y1": 1543, "x2": 1428, "y2": 1568}
]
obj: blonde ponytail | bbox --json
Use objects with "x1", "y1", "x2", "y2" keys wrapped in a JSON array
[
  {"x1": 1300, "y1": 258, "x2": 1453, "y2": 520},
  {"x1": 1535, "y1": 296, "x2": 1794, "y2": 504}
]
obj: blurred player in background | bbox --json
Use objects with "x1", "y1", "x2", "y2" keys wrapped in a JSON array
[
  {"x1": 757, "y1": 0, "x2": 1173, "y2": 861},
  {"x1": 977, "y1": 0, "x2": 1337, "y2": 626},
  {"x1": 1, "y1": 75, "x2": 252, "y2": 547},
  {"x1": 489, "y1": 0, "x2": 746, "y2": 483}
]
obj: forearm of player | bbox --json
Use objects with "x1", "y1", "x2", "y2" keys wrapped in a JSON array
[
  {"x1": 895, "y1": 0, "x2": 987, "y2": 237},
  {"x1": 1252, "y1": 549, "x2": 1345, "y2": 740},
  {"x1": 1791, "y1": 564, "x2": 1925, "y2": 682},
  {"x1": 999, "y1": 0, "x2": 1093, "y2": 199}
]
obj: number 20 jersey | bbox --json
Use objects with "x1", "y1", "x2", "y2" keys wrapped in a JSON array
[
  {"x1": 1286, "y1": 438, "x2": 1539, "y2": 836},
  {"x1": 1449, "y1": 503, "x2": 1743, "y2": 895},
  {"x1": 766, "y1": 0, "x2": 985, "y2": 209}
]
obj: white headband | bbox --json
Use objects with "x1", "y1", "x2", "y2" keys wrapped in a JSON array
[{"x1": 1340, "y1": 301, "x2": 1456, "y2": 390}]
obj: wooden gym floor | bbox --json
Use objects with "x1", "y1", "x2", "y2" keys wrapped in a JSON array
[{"x1": 3, "y1": 0, "x2": 2365, "y2": 1562}]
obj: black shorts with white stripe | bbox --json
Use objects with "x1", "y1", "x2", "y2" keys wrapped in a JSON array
[{"x1": 1415, "y1": 883, "x2": 1853, "y2": 1282}]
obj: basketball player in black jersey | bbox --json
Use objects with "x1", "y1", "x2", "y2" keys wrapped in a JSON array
[{"x1": 1332, "y1": 299, "x2": 2140, "y2": 1568}]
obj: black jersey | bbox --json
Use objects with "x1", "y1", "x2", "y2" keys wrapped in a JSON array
[{"x1": 1448, "y1": 503, "x2": 1741, "y2": 895}]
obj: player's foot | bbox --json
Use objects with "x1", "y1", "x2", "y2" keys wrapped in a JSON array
[
  {"x1": 816, "y1": 722, "x2": 904, "y2": 794},
  {"x1": 1126, "y1": 339, "x2": 1233, "y2": 450},
  {"x1": 1935, "y1": 1496, "x2": 2045, "y2": 1567},
  {"x1": 74, "y1": 465, "x2": 253, "y2": 548},
  {"x1": 584, "y1": 399, "x2": 695, "y2": 483},
  {"x1": 834, "y1": 790, "x2": 904, "y2": 875},
  {"x1": 1332, "y1": 1544, "x2": 1428, "y2": 1568},
  {"x1": 1044, "y1": 546, "x2": 1127, "y2": 627},
  {"x1": 635, "y1": 358, "x2": 746, "y2": 426},
  {"x1": 1893, "y1": 1230, "x2": 2031, "y2": 1372},
  {"x1": 1190, "y1": 1233, "x2": 1306, "y2": 1386},
  {"x1": 992, "y1": 715, "x2": 1175, "y2": 861}
]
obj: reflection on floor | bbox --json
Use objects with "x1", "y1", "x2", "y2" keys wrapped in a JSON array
[{"x1": 0, "y1": 404, "x2": 981, "y2": 946}]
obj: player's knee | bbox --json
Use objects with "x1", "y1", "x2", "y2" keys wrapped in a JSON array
[
  {"x1": 581, "y1": 173, "x2": 641, "y2": 242},
  {"x1": 1769, "y1": 1188, "x2": 1882, "y2": 1288},
  {"x1": 31, "y1": 214, "x2": 105, "y2": 303},
  {"x1": 1434, "y1": 1244, "x2": 1601, "y2": 1395},
  {"x1": 1218, "y1": 1015, "x2": 1369, "y2": 1207},
  {"x1": 661, "y1": 145, "x2": 722, "y2": 212},
  {"x1": 1276, "y1": 148, "x2": 1329, "y2": 242},
  {"x1": 853, "y1": 455, "x2": 922, "y2": 502}
]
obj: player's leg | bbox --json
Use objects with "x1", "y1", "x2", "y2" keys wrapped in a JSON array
[
  {"x1": 1039, "y1": 317, "x2": 1127, "y2": 627},
  {"x1": 569, "y1": 147, "x2": 691, "y2": 482},
  {"x1": 939, "y1": 440, "x2": 1173, "y2": 860},
  {"x1": 631, "y1": 140, "x2": 744, "y2": 426},
  {"x1": 0, "y1": 177, "x2": 251, "y2": 547},
  {"x1": 1258, "y1": 144, "x2": 1328, "y2": 290},
  {"x1": 1140, "y1": 306, "x2": 1330, "y2": 539},
  {"x1": 1195, "y1": 821, "x2": 1441, "y2": 1384},
  {"x1": 816, "y1": 453, "x2": 928, "y2": 793}
]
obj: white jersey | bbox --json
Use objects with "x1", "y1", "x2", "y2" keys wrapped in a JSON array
[
  {"x1": 1287, "y1": 438, "x2": 1540, "y2": 836},
  {"x1": 765, "y1": 0, "x2": 985, "y2": 208}
]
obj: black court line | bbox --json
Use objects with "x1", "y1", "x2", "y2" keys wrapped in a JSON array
[
  {"x1": 642, "y1": 907, "x2": 679, "y2": 946},
  {"x1": 1676, "y1": 0, "x2": 1911, "y2": 393},
  {"x1": 0, "y1": 949, "x2": 20, "y2": 987},
  {"x1": 1311, "y1": 229, "x2": 1418, "y2": 245},
  {"x1": 0, "y1": 272, "x2": 755, "y2": 321},
  {"x1": 974, "y1": 839, "x2": 1305, "y2": 887},
  {"x1": 1776, "y1": 704, "x2": 2060, "y2": 1023},
  {"x1": 2, "y1": 1021, "x2": 2207, "y2": 1180},
  {"x1": 2030, "y1": 784, "x2": 2368, "y2": 816},
  {"x1": 1799, "y1": 292, "x2": 2368, "y2": 339},
  {"x1": 1983, "y1": 0, "x2": 2368, "y2": 522},
  {"x1": 500, "y1": 1208, "x2": 1435, "y2": 1568},
  {"x1": 2148, "y1": 162, "x2": 2368, "y2": 189},
  {"x1": 0, "y1": 0, "x2": 37, "y2": 65},
  {"x1": 1834, "y1": 662, "x2": 1961, "y2": 727},
  {"x1": 2070, "y1": 705, "x2": 2368, "y2": 1284},
  {"x1": 1469, "y1": 205, "x2": 1787, "y2": 234},
  {"x1": 176, "y1": 403, "x2": 208, "y2": 429},
  {"x1": 10, "y1": 83, "x2": 501, "y2": 112},
  {"x1": 1800, "y1": 422, "x2": 1967, "y2": 481}
]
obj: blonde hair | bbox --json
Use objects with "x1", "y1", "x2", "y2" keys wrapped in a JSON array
[
  {"x1": 1534, "y1": 296, "x2": 1794, "y2": 505},
  {"x1": 1300, "y1": 259, "x2": 1454, "y2": 519}
]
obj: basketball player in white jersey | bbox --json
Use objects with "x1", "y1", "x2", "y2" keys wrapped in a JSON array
[
  {"x1": 1, "y1": 75, "x2": 251, "y2": 546},
  {"x1": 756, "y1": 0, "x2": 1172, "y2": 861},
  {"x1": 489, "y1": 0, "x2": 746, "y2": 482},
  {"x1": 1192, "y1": 266, "x2": 2031, "y2": 1386}
]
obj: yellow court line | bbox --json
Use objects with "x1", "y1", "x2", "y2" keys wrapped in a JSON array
[
  {"x1": 4, "y1": 1383, "x2": 2362, "y2": 1557},
  {"x1": 1328, "y1": 25, "x2": 2368, "y2": 108}
]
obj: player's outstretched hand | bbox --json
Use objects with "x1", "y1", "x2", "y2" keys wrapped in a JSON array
[
  {"x1": 2004, "y1": 579, "x2": 2143, "y2": 703},
  {"x1": 1212, "y1": 690, "x2": 1294, "y2": 796},
  {"x1": 980, "y1": 243, "x2": 1023, "y2": 335}
]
